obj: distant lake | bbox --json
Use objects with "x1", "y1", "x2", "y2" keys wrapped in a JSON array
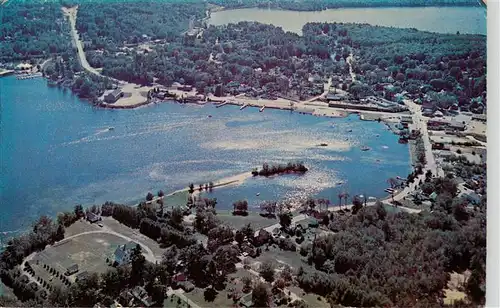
[
  {"x1": 0, "y1": 76, "x2": 410, "y2": 232},
  {"x1": 209, "y1": 6, "x2": 486, "y2": 35}
]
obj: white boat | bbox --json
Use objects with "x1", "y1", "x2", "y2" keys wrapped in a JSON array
[{"x1": 256, "y1": 193, "x2": 260, "y2": 196}]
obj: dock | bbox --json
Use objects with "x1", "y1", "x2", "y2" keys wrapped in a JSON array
[
  {"x1": 16, "y1": 73, "x2": 43, "y2": 80},
  {"x1": 259, "y1": 106, "x2": 265, "y2": 112},
  {"x1": 240, "y1": 103, "x2": 248, "y2": 110},
  {"x1": 215, "y1": 101, "x2": 228, "y2": 108}
]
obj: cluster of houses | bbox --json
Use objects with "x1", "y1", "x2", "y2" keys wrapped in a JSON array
[{"x1": 94, "y1": 286, "x2": 156, "y2": 308}]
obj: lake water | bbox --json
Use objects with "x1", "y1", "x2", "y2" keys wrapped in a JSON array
[
  {"x1": 0, "y1": 76, "x2": 410, "y2": 232},
  {"x1": 209, "y1": 6, "x2": 486, "y2": 35}
]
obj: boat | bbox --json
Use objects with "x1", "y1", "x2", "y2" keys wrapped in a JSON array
[
  {"x1": 347, "y1": 129, "x2": 352, "y2": 133},
  {"x1": 256, "y1": 193, "x2": 260, "y2": 196},
  {"x1": 384, "y1": 188, "x2": 395, "y2": 193},
  {"x1": 360, "y1": 146, "x2": 371, "y2": 151},
  {"x1": 208, "y1": 115, "x2": 212, "y2": 118},
  {"x1": 337, "y1": 182, "x2": 343, "y2": 185},
  {"x1": 108, "y1": 127, "x2": 115, "y2": 131}
]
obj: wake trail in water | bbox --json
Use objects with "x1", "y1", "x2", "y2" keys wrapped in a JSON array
[{"x1": 59, "y1": 121, "x2": 193, "y2": 147}]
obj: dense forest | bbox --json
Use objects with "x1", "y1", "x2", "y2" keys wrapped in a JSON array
[
  {"x1": 0, "y1": 2, "x2": 73, "y2": 62},
  {"x1": 208, "y1": 0, "x2": 478, "y2": 11},
  {"x1": 75, "y1": 1, "x2": 206, "y2": 51}
]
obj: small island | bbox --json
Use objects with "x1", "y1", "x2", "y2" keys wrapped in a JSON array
[{"x1": 252, "y1": 162, "x2": 308, "y2": 177}]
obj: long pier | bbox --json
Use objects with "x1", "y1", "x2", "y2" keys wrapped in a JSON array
[
  {"x1": 16, "y1": 73, "x2": 43, "y2": 80},
  {"x1": 259, "y1": 106, "x2": 265, "y2": 112},
  {"x1": 216, "y1": 102, "x2": 228, "y2": 108},
  {"x1": 240, "y1": 103, "x2": 248, "y2": 110}
]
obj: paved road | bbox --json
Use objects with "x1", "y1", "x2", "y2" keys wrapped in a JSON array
[
  {"x1": 347, "y1": 52, "x2": 357, "y2": 82},
  {"x1": 62, "y1": 6, "x2": 122, "y2": 85},
  {"x1": 405, "y1": 99, "x2": 440, "y2": 176}
]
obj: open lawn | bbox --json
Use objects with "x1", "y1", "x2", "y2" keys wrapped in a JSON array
[
  {"x1": 184, "y1": 287, "x2": 235, "y2": 308},
  {"x1": 164, "y1": 294, "x2": 190, "y2": 308},
  {"x1": 288, "y1": 286, "x2": 329, "y2": 308},
  {"x1": 164, "y1": 191, "x2": 189, "y2": 207},
  {"x1": 64, "y1": 219, "x2": 102, "y2": 237},
  {"x1": 32, "y1": 232, "x2": 124, "y2": 281},
  {"x1": 255, "y1": 246, "x2": 314, "y2": 272},
  {"x1": 217, "y1": 211, "x2": 278, "y2": 230}
]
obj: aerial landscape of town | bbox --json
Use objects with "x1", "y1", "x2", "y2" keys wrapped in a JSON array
[{"x1": 0, "y1": 0, "x2": 488, "y2": 307}]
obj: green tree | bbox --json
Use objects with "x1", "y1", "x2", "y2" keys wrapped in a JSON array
[
  {"x1": 170, "y1": 208, "x2": 184, "y2": 226},
  {"x1": 235, "y1": 230, "x2": 245, "y2": 246},
  {"x1": 252, "y1": 282, "x2": 270, "y2": 308},
  {"x1": 279, "y1": 213, "x2": 292, "y2": 230},
  {"x1": 130, "y1": 244, "x2": 146, "y2": 285},
  {"x1": 242, "y1": 276, "x2": 253, "y2": 293},
  {"x1": 260, "y1": 260, "x2": 275, "y2": 283},
  {"x1": 74, "y1": 204, "x2": 84, "y2": 218}
]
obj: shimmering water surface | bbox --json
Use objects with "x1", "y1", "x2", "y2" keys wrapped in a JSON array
[{"x1": 1, "y1": 76, "x2": 410, "y2": 231}]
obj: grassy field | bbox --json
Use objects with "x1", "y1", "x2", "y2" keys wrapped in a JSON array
[
  {"x1": 100, "y1": 217, "x2": 166, "y2": 258},
  {"x1": 217, "y1": 211, "x2": 278, "y2": 230},
  {"x1": 32, "y1": 232, "x2": 124, "y2": 280},
  {"x1": 64, "y1": 219, "x2": 102, "y2": 237},
  {"x1": 164, "y1": 191, "x2": 189, "y2": 208},
  {"x1": 255, "y1": 247, "x2": 314, "y2": 272},
  {"x1": 289, "y1": 286, "x2": 329, "y2": 307},
  {"x1": 184, "y1": 288, "x2": 235, "y2": 308},
  {"x1": 163, "y1": 294, "x2": 190, "y2": 308}
]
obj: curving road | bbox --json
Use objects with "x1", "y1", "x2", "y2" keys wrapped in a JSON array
[{"x1": 61, "y1": 230, "x2": 157, "y2": 263}]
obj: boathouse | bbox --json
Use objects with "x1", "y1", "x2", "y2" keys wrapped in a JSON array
[{"x1": 105, "y1": 89, "x2": 123, "y2": 104}]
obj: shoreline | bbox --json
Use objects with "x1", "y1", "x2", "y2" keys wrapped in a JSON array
[{"x1": 208, "y1": 4, "x2": 481, "y2": 16}]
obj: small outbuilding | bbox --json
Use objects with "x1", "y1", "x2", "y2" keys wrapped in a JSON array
[
  {"x1": 86, "y1": 212, "x2": 101, "y2": 223},
  {"x1": 65, "y1": 264, "x2": 79, "y2": 276}
]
